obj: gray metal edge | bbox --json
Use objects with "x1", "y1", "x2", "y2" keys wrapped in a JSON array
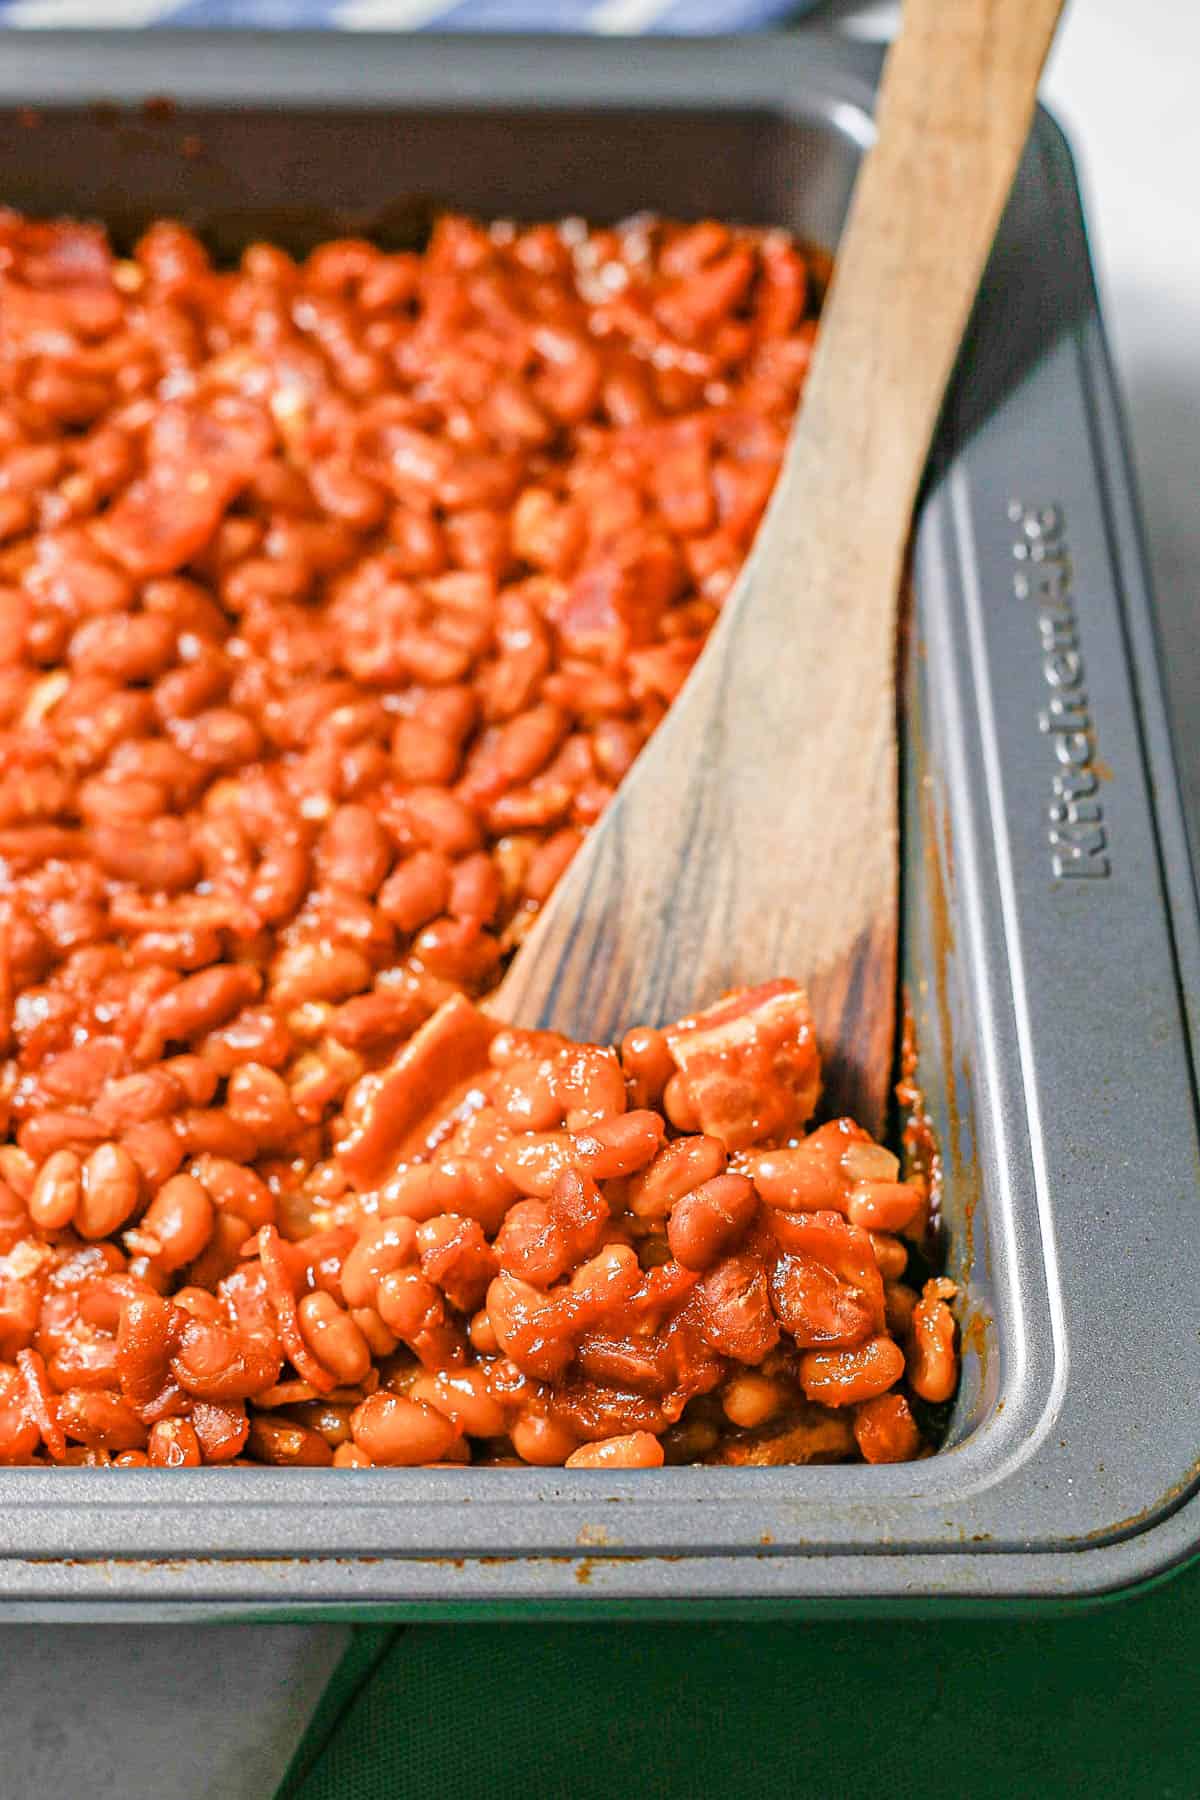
[
  {"x1": 0, "y1": 27, "x2": 883, "y2": 117},
  {"x1": 0, "y1": 29, "x2": 1195, "y2": 1612}
]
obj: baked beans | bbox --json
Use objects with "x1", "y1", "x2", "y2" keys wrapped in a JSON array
[{"x1": 0, "y1": 209, "x2": 956, "y2": 1468}]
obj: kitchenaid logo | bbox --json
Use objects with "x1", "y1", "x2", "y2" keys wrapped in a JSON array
[{"x1": 1009, "y1": 499, "x2": 1111, "y2": 880}]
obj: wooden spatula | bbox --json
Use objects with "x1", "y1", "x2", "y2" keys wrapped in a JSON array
[{"x1": 493, "y1": 0, "x2": 1066, "y2": 1136}]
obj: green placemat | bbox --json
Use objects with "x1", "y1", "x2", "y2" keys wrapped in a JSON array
[{"x1": 277, "y1": 1560, "x2": 1200, "y2": 1799}]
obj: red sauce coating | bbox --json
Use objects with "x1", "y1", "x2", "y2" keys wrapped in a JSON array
[{"x1": 0, "y1": 210, "x2": 953, "y2": 1467}]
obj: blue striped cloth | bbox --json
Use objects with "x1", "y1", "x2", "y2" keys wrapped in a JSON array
[{"x1": 0, "y1": 0, "x2": 811, "y2": 28}]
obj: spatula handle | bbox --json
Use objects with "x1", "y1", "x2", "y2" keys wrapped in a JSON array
[
  {"x1": 495, "y1": 0, "x2": 1066, "y2": 1135},
  {"x1": 797, "y1": 0, "x2": 1067, "y2": 535}
]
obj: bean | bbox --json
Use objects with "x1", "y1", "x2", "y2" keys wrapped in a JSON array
[
  {"x1": 116, "y1": 1291, "x2": 180, "y2": 1414},
  {"x1": 327, "y1": 988, "x2": 427, "y2": 1050},
  {"x1": 225, "y1": 1063, "x2": 301, "y2": 1148},
  {"x1": 695, "y1": 1254, "x2": 779, "y2": 1364},
  {"x1": 468, "y1": 1309, "x2": 499, "y2": 1357},
  {"x1": 619, "y1": 1027, "x2": 676, "y2": 1108},
  {"x1": 627, "y1": 1135, "x2": 726, "y2": 1220},
  {"x1": 20, "y1": 1113, "x2": 107, "y2": 1163},
  {"x1": 840, "y1": 1138, "x2": 901, "y2": 1184},
  {"x1": 29, "y1": 1148, "x2": 81, "y2": 1231},
  {"x1": 485, "y1": 1274, "x2": 574, "y2": 1383},
  {"x1": 350, "y1": 1392, "x2": 458, "y2": 1466},
  {"x1": 148, "y1": 1418, "x2": 203, "y2": 1467},
  {"x1": 568, "y1": 1243, "x2": 641, "y2": 1308},
  {"x1": 591, "y1": 719, "x2": 643, "y2": 784},
  {"x1": 173, "y1": 708, "x2": 262, "y2": 771},
  {"x1": 92, "y1": 818, "x2": 200, "y2": 893},
  {"x1": 508, "y1": 1413, "x2": 579, "y2": 1467},
  {"x1": 571, "y1": 1110, "x2": 664, "y2": 1180},
  {"x1": 394, "y1": 789, "x2": 480, "y2": 858},
  {"x1": 494, "y1": 1057, "x2": 560, "y2": 1130},
  {"x1": 721, "y1": 1373, "x2": 788, "y2": 1430},
  {"x1": 189, "y1": 1154, "x2": 275, "y2": 1230},
  {"x1": 884, "y1": 1282, "x2": 917, "y2": 1337},
  {"x1": 270, "y1": 942, "x2": 373, "y2": 1009},
  {"x1": 0, "y1": 1178, "x2": 27, "y2": 1239},
  {"x1": 410, "y1": 916, "x2": 500, "y2": 987},
  {"x1": 908, "y1": 1278, "x2": 958, "y2": 1403},
  {"x1": 409, "y1": 1368, "x2": 507, "y2": 1439},
  {"x1": 191, "y1": 1400, "x2": 250, "y2": 1464},
  {"x1": 742, "y1": 1135, "x2": 849, "y2": 1213},
  {"x1": 869, "y1": 1233, "x2": 909, "y2": 1282},
  {"x1": 251, "y1": 841, "x2": 311, "y2": 927},
  {"x1": 297, "y1": 1292, "x2": 372, "y2": 1388},
  {"x1": 289, "y1": 1401, "x2": 357, "y2": 1448},
  {"x1": 846, "y1": 1179, "x2": 923, "y2": 1233},
  {"x1": 390, "y1": 719, "x2": 460, "y2": 788},
  {"x1": 333, "y1": 1443, "x2": 372, "y2": 1468},
  {"x1": 798, "y1": 1336, "x2": 906, "y2": 1407},
  {"x1": 135, "y1": 1174, "x2": 214, "y2": 1272},
  {"x1": 76, "y1": 1142, "x2": 140, "y2": 1239},
  {"x1": 136, "y1": 965, "x2": 261, "y2": 1061},
  {"x1": 416, "y1": 1214, "x2": 498, "y2": 1314},
  {"x1": 200, "y1": 1007, "x2": 293, "y2": 1075},
  {"x1": 162, "y1": 1056, "x2": 220, "y2": 1108},
  {"x1": 565, "y1": 1432, "x2": 664, "y2": 1469},
  {"x1": 318, "y1": 804, "x2": 392, "y2": 895},
  {"x1": 0, "y1": 1148, "x2": 37, "y2": 1203},
  {"x1": 448, "y1": 852, "x2": 500, "y2": 925},
  {"x1": 56, "y1": 1388, "x2": 146, "y2": 1453},
  {"x1": 522, "y1": 828, "x2": 582, "y2": 905},
  {"x1": 854, "y1": 1392, "x2": 921, "y2": 1464},
  {"x1": 350, "y1": 1306, "x2": 399, "y2": 1359},
  {"x1": 466, "y1": 704, "x2": 566, "y2": 798},
  {"x1": 173, "y1": 1109, "x2": 258, "y2": 1163},
  {"x1": 69, "y1": 612, "x2": 177, "y2": 682},
  {"x1": 95, "y1": 1069, "x2": 185, "y2": 1133},
  {"x1": 121, "y1": 1120, "x2": 187, "y2": 1191},
  {"x1": 171, "y1": 1322, "x2": 282, "y2": 1402},
  {"x1": 495, "y1": 1132, "x2": 574, "y2": 1200},
  {"x1": 80, "y1": 774, "x2": 170, "y2": 829},
  {"x1": 376, "y1": 1267, "x2": 444, "y2": 1343},
  {"x1": 247, "y1": 1413, "x2": 335, "y2": 1467},
  {"x1": 667, "y1": 1173, "x2": 757, "y2": 1272},
  {"x1": 340, "y1": 1219, "x2": 418, "y2": 1311},
  {"x1": 17, "y1": 1348, "x2": 66, "y2": 1460}
]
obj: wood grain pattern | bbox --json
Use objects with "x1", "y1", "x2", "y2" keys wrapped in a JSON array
[{"x1": 494, "y1": 0, "x2": 1065, "y2": 1136}]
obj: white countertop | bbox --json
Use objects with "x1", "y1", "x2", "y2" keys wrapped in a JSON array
[
  {"x1": 1043, "y1": 0, "x2": 1200, "y2": 824},
  {"x1": 1, "y1": 3, "x2": 1197, "y2": 1795}
]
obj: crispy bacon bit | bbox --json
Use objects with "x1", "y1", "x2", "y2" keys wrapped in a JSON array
[{"x1": 664, "y1": 980, "x2": 820, "y2": 1149}]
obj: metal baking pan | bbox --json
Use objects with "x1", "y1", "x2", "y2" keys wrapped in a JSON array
[{"x1": 0, "y1": 25, "x2": 1197, "y2": 1621}]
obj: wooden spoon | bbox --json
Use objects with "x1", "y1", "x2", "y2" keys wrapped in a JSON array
[{"x1": 493, "y1": 0, "x2": 1066, "y2": 1136}]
